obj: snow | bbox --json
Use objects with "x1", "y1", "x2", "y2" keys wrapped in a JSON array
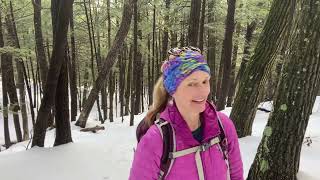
[{"x1": 0, "y1": 94, "x2": 319, "y2": 179}]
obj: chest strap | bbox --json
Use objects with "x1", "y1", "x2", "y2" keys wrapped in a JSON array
[{"x1": 168, "y1": 137, "x2": 220, "y2": 180}]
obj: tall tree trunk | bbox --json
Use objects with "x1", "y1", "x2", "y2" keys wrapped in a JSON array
[
  {"x1": 207, "y1": 0, "x2": 217, "y2": 102},
  {"x1": 226, "y1": 23, "x2": 241, "y2": 107},
  {"x1": 76, "y1": 0, "x2": 135, "y2": 128},
  {"x1": 54, "y1": 46, "x2": 72, "y2": 146},
  {"x1": 25, "y1": 58, "x2": 36, "y2": 126},
  {"x1": 100, "y1": 0, "x2": 108, "y2": 120},
  {"x1": 1, "y1": 56, "x2": 11, "y2": 148},
  {"x1": 248, "y1": 1, "x2": 320, "y2": 178},
  {"x1": 230, "y1": 0, "x2": 297, "y2": 138},
  {"x1": 51, "y1": 1, "x2": 72, "y2": 145},
  {"x1": 69, "y1": 5, "x2": 77, "y2": 122},
  {"x1": 83, "y1": 0, "x2": 103, "y2": 122},
  {"x1": 108, "y1": 71, "x2": 114, "y2": 122},
  {"x1": 188, "y1": 0, "x2": 201, "y2": 46},
  {"x1": 124, "y1": 45, "x2": 133, "y2": 116},
  {"x1": 216, "y1": 0, "x2": 236, "y2": 110},
  {"x1": 147, "y1": 34, "x2": 152, "y2": 106},
  {"x1": 234, "y1": 21, "x2": 257, "y2": 93},
  {"x1": 133, "y1": 0, "x2": 142, "y2": 115},
  {"x1": 8, "y1": 1, "x2": 30, "y2": 140},
  {"x1": 32, "y1": 0, "x2": 48, "y2": 90},
  {"x1": 32, "y1": 0, "x2": 73, "y2": 147},
  {"x1": 119, "y1": 44, "x2": 126, "y2": 121},
  {"x1": 162, "y1": 0, "x2": 170, "y2": 61},
  {"x1": 198, "y1": 0, "x2": 206, "y2": 51},
  {"x1": 3, "y1": 9, "x2": 23, "y2": 143},
  {"x1": 151, "y1": 5, "x2": 156, "y2": 101},
  {"x1": 0, "y1": 9, "x2": 11, "y2": 148}
]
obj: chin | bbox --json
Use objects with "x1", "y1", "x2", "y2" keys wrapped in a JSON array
[{"x1": 191, "y1": 103, "x2": 206, "y2": 113}]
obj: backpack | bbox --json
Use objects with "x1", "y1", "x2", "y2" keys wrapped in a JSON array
[{"x1": 136, "y1": 111, "x2": 230, "y2": 180}]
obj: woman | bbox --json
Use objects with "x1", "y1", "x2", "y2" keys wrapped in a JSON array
[{"x1": 129, "y1": 47, "x2": 243, "y2": 180}]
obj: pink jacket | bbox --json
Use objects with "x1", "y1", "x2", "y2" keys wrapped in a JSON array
[{"x1": 129, "y1": 102, "x2": 244, "y2": 180}]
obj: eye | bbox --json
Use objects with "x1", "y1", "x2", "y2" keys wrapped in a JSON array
[
  {"x1": 203, "y1": 80, "x2": 209, "y2": 84},
  {"x1": 188, "y1": 83, "x2": 195, "y2": 87}
]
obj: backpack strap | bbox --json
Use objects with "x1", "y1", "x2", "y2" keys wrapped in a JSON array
[
  {"x1": 154, "y1": 113, "x2": 231, "y2": 180},
  {"x1": 216, "y1": 114, "x2": 231, "y2": 180},
  {"x1": 168, "y1": 136, "x2": 220, "y2": 180},
  {"x1": 154, "y1": 119, "x2": 176, "y2": 180}
]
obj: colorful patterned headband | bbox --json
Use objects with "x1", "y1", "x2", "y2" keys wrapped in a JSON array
[{"x1": 161, "y1": 47, "x2": 211, "y2": 95}]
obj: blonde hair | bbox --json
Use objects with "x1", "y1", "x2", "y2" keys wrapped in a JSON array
[{"x1": 145, "y1": 76, "x2": 170, "y2": 126}]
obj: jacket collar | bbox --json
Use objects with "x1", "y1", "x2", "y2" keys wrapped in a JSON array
[{"x1": 159, "y1": 100, "x2": 221, "y2": 146}]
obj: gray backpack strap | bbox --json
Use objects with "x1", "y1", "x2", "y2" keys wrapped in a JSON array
[{"x1": 169, "y1": 137, "x2": 220, "y2": 180}]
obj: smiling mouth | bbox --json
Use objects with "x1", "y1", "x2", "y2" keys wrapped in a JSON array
[{"x1": 192, "y1": 99, "x2": 205, "y2": 103}]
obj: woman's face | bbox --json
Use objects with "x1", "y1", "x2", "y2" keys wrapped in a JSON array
[{"x1": 172, "y1": 70, "x2": 210, "y2": 114}]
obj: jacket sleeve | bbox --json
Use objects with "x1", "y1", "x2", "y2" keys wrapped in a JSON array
[
  {"x1": 129, "y1": 125, "x2": 163, "y2": 180},
  {"x1": 218, "y1": 112, "x2": 244, "y2": 180}
]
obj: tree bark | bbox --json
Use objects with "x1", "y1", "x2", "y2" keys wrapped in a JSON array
[
  {"x1": 207, "y1": 0, "x2": 217, "y2": 102},
  {"x1": 198, "y1": 0, "x2": 206, "y2": 51},
  {"x1": 32, "y1": 0, "x2": 48, "y2": 90},
  {"x1": 76, "y1": 0, "x2": 135, "y2": 128},
  {"x1": 161, "y1": 0, "x2": 170, "y2": 61},
  {"x1": 133, "y1": 0, "x2": 142, "y2": 115},
  {"x1": 247, "y1": 1, "x2": 320, "y2": 178},
  {"x1": 227, "y1": 23, "x2": 241, "y2": 107},
  {"x1": 188, "y1": 0, "x2": 201, "y2": 46},
  {"x1": 3, "y1": 7, "x2": 23, "y2": 143},
  {"x1": 230, "y1": 0, "x2": 298, "y2": 137},
  {"x1": 234, "y1": 21, "x2": 257, "y2": 93},
  {"x1": 32, "y1": 0, "x2": 73, "y2": 147},
  {"x1": 69, "y1": 5, "x2": 77, "y2": 122},
  {"x1": 216, "y1": 0, "x2": 236, "y2": 110},
  {"x1": 7, "y1": 0, "x2": 31, "y2": 141},
  {"x1": 0, "y1": 9, "x2": 11, "y2": 148},
  {"x1": 54, "y1": 47, "x2": 72, "y2": 146}
]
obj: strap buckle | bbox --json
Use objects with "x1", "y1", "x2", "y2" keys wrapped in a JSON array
[{"x1": 200, "y1": 142, "x2": 211, "y2": 151}]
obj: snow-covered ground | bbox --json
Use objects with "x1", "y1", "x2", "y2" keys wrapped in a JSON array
[{"x1": 0, "y1": 96, "x2": 319, "y2": 180}]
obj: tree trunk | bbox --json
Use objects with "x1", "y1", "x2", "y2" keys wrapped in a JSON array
[
  {"x1": 247, "y1": 1, "x2": 320, "y2": 178},
  {"x1": 207, "y1": 0, "x2": 217, "y2": 102},
  {"x1": 227, "y1": 23, "x2": 241, "y2": 107},
  {"x1": 1, "y1": 57, "x2": 11, "y2": 148},
  {"x1": 119, "y1": 44, "x2": 126, "y2": 121},
  {"x1": 69, "y1": 5, "x2": 77, "y2": 122},
  {"x1": 53, "y1": 1, "x2": 72, "y2": 144},
  {"x1": 234, "y1": 21, "x2": 257, "y2": 93},
  {"x1": 7, "y1": 1, "x2": 30, "y2": 141},
  {"x1": 162, "y1": 0, "x2": 170, "y2": 61},
  {"x1": 230, "y1": 0, "x2": 298, "y2": 137},
  {"x1": 25, "y1": 58, "x2": 36, "y2": 126},
  {"x1": 0, "y1": 9, "x2": 11, "y2": 148},
  {"x1": 147, "y1": 34, "x2": 152, "y2": 106},
  {"x1": 32, "y1": 0, "x2": 73, "y2": 147},
  {"x1": 76, "y1": 0, "x2": 135, "y2": 128},
  {"x1": 133, "y1": 0, "x2": 142, "y2": 115},
  {"x1": 54, "y1": 47, "x2": 72, "y2": 146},
  {"x1": 124, "y1": 45, "x2": 132, "y2": 116},
  {"x1": 216, "y1": 0, "x2": 236, "y2": 110},
  {"x1": 188, "y1": 0, "x2": 201, "y2": 46},
  {"x1": 198, "y1": 0, "x2": 206, "y2": 51},
  {"x1": 3, "y1": 11, "x2": 23, "y2": 143},
  {"x1": 108, "y1": 71, "x2": 114, "y2": 122},
  {"x1": 32, "y1": 0, "x2": 48, "y2": 90},
  {"x1": 151, "y1": 5, "x2": 156, "y2": 101},
  {"x1": 83, "y1": 0, "x2": 103, "y2": 122}
]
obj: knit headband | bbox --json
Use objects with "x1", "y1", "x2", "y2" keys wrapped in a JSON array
[{"x1": 161, "y1": 47, "x2": 211, "y2": 95}]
